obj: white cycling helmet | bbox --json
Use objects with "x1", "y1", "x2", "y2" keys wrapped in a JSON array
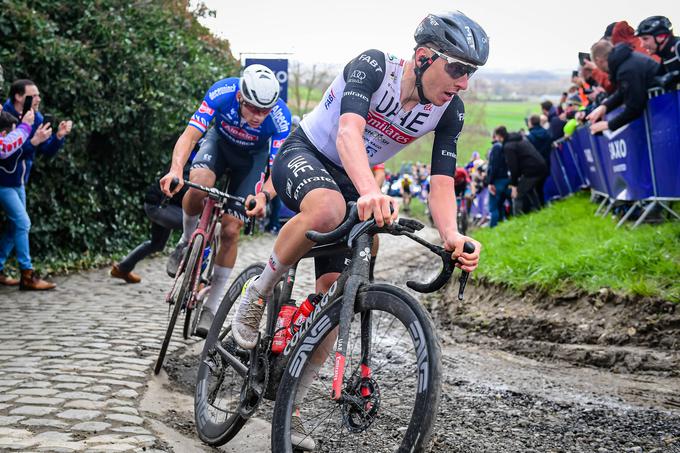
[{"x1": 239, "y1": 64, "x2": 280, "y2": 109}]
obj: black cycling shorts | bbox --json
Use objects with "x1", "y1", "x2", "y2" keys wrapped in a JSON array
[
  {"x1": 272, "y1": 128, "x2": 358, "y2": 277},
  {"x1": 191, "y1": 127, "x2": 268, "y2": 222}
]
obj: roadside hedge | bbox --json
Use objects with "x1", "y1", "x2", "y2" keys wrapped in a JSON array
[{"x1": 0, "y1": 0, "x2": 239, "y2": 271}]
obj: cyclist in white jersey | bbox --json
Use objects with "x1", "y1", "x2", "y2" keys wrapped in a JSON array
[{"x1": 233, "y1": 11, "x2": 489, "y2": 450}]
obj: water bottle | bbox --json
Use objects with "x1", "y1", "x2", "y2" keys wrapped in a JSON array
[
  {"x1": 271, "y1": 303, "x2": 297, "y2": 354},
  {"x1": 289, "y1": 293, "x2": 322, "y2": 336},
  {"x1": 200, "y1": 245, "x2": 211, "y2": 273}
]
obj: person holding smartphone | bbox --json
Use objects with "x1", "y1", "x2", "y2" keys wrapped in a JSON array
[{"x1": 0, "y1": 79, "x2": 73, "y2": 290}]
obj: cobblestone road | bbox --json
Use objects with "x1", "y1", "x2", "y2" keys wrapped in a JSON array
[
  {"x1": 1, "y1": 228, "x2": 678, "y2": 453},
  {"x1": 0, "y1": 229, "x2": 438, "y2": 452}
]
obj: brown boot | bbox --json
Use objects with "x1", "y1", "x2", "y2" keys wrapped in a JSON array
[
  {"x1": 110, "y1": 264, "x2": 141, "y2": 284},
  {"x1": 20, "y1": 269, "x2": 57, "y2": 291},
  {"x1": 0, "y1": 270, "x2": 20, "y2": 286}
]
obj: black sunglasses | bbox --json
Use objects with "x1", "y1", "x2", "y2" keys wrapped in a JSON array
[{"x1": 429, "y1": 48, "x2": 478, "y2": 79}]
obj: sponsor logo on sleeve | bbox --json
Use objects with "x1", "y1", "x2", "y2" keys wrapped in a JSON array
[
  {"x1": 441, "y1": 149, "x2": 457, "y2": 158},
  {"x1": 208, "y1": 84, "x2": 236, "y2": 100},
  {"x1": 458, "y1": 112, "x2": 465, "y2": 121},
  {"x1": 324, "y1": 89, "x2": 336, "y2": 110},
  {"x1": 348, "y1": 70, "x2": 366, "y2": 83},
  {"x1": 345, "y1": 90, "x2": 370, "y2": 103},
  {"x1": 358, "y1": 54, "x2": 384, "y2": 73},
  {"x1": 198, "y1": 101, "x2": 214, "y2": 115}
]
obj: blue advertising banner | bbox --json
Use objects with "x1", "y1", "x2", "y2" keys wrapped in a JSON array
[
  {"x1": 559, "y1": 140, "x2": 585, "y2": 191},
  {"x1": 647, "y1": 91, "x2": 680, "y2": 197},
  {"x1": 245, "y1": 58, "x2": 288, "y2": 102},
  {"x1": 542, "y1": 175, "x2": 560, "y2": 202},
  {"x1": 593, "y1": 110, "x2": 653, "y2": 200},
  {"x1": 550, "y1": 144, "x2": 572, "y2": 197},
  {"x1": 573, "y1": 126, "x2": 610, "y2": 195}
]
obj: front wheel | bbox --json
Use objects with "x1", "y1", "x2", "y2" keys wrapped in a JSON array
[
  {"x1": 272, "y1": 283, "x2": 442, "y2": 453},
  {"x1": 154, "y1": 237, "x2": 202, "y2": 375},
  {"x1": 194, "y1": 262, "x2": 265, "y2": 446}
]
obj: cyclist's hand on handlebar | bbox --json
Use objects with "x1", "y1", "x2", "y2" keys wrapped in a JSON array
[
  {"x1": 160, "y1": 171, "x2": 183, "y2": 197},
  {"x1": 444, "y1": 231, "x2": 481, "y2": 272},
  {"x1": 357, "y1": 192, "x2": 397, "y2": 227},
  {"x1": 245, "y1": 193, "x2": 267, "y2": 218}
]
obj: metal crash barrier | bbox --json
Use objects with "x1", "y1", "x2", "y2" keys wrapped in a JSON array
[{"x1": 546, "y1": 87, "x2": 680, "y2": 228}]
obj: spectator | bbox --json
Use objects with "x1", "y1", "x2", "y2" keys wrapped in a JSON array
[
  {"x1": 110, "y1": 155, "x2": 195, "y2": 283},
  {"x1": 541, "y1": 100, "x2": 566, "y2": 141},
  {"x1": 486, "y1": 136, "x2": 510, "y2": 227},
  {"x1": 612, "y1": 20, "x2": 652, "y2": 57},
  {"x1": 636, "y1": 15, "x2": 680, "y2": 87},
  {"x1": 587, "y1": 40, "x2": 659, "y2": 133},
  {"x1": 1, "y1": 108, "x2": 34, "y2": 160},
  {"x1": 603, "y1": 22, "x2": 617, "y2": 41},
  {"x1": 0, "y1": 79, "x2": 73, "y2": 290},
  {"x1": 527, "y1": 114, "x2": 552, "y2": 164},
  {"x1": 494, "y1": 125, "x2": 548, "y2": 214}
]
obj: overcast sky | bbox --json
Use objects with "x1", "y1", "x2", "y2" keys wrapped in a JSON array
[{"x1": 199, "y1": 0, "x2": 680, "y2": 73}]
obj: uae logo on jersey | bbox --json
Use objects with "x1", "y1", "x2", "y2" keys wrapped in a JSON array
[{"x1": 198, "y1": 101, "x2": 214, "y2": 116}]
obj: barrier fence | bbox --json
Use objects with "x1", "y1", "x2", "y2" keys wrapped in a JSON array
[{"x1": 546, "y1": 88, "x2": 680, "y2": 228}]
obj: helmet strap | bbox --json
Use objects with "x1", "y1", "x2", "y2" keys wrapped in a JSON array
[
  {"x1": 414, "y1": 54, "x2": 438, "y2": 105},
  {"x1": 654, "y1": 34, "x2": 669, "y2": 50}
]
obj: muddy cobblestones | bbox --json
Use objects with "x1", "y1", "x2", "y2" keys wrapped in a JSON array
[
  {"x1": 0, "y1": 234, "x2": 286, "y2": 451},
  {"x1": 2, "y1": 229, "x2": 679, "y2": 452}
]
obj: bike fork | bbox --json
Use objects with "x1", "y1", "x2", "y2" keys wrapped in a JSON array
[{"x1": 332, "y1": 236, "x2": 373, "y2": 400}]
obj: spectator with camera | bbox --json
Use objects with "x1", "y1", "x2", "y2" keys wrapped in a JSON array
[
  {"x1": 636, "y1": 16, "x2": 680, "y2": 88},
  {"x1": 494, "y1": 126, "x2": 548, "y2": 215},
  {"x1": 0, "y1": 107, "x2": 34, "y2": 160},
  {"x1": 0, "y1": 79, "x2": 73, "y2": 290},
  {"x1": 587, "y1": 40, "x2": 659, "y2": 134}
]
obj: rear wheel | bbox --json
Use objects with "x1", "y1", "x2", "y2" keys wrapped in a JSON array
[
  {"x1": 271, "y1": 283, "x2": 442, "y2": 453},
  {"x1": 194, "y1": 262, "x2": 265, "y2": 446},
  {"x1": 154, "y1": 237, "x2": 202, "y2": 375}
]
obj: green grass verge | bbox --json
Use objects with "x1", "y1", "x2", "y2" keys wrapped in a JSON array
[{"x1": 473, "y1": 194, "x2": 680, "y2": 302}]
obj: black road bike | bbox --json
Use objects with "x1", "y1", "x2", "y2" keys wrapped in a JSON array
[{"x1": 194, "y1": 203, "x2": 473, "y2": 452}]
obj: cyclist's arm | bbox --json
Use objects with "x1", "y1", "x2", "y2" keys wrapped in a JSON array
[
  {"x1": 337, "y1": 50, "x2": 385, "y2": 195},
  {"x1": 161, "y1": 85, "x2": 221, "y2": 195},
  {"x1": 428, "y1": 96, "x2": 480, "y2": 270}
]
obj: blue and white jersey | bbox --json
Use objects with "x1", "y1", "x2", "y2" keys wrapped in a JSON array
[{"x1": 189, "y1": 77, "x2": 291, "y2": 159}]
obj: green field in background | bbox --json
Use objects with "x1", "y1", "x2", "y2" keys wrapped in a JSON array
[{"x1": 385, "y1": 101, "x2": 539, "y2": 172}]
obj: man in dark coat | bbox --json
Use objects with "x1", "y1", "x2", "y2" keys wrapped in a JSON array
[
  {"x1": 526, "y1": 115, "x2": 553, "y2": 206},
  {"x1": 587, "y1": 40, "x2": 659, "y2": 133},
  {"x1": 494, "y1": 126, "x2": 548, "y2": 214},
  {"x1": 636, "y1": 16, "x2": 680, "y2": 87}
]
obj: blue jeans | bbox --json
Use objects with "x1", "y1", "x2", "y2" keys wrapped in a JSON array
[
  {"x1": 489, "y1": 178, "x2": 510, "y2": 228},
  {"x1": 0, "y1": 185, "x2": 32, "y2": 270}
]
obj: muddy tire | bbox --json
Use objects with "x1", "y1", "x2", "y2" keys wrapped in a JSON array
[
  {"x1": 194, "y1": 263, "x2": 265, "y2": 446},
  {"x1": 155, "y1": 237, "x2": 202, "y2": 375},
  {"x1": 271, "y1": 283, "x2": 442, "y2": 453}
]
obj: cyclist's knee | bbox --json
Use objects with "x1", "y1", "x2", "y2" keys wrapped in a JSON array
[
  {"x1": 300, "y1": 190, "x2": 345, "y2": 232},
  {"x1": 220, "y1": 217, "x2": 242, "y2": 242}
]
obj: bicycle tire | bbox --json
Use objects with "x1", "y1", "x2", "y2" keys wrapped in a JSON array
[
  {"x1": 271, "y1": 283, "x2": 442, "y2": 453},
  {"x1": 154, "y1": 238, "x2": 203, "y2": 375},
  {"x1": 194, "y1": 262, "x2": 265, "y2": 446}
]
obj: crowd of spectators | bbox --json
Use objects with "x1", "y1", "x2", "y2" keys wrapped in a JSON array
[{"x1": 471, "y1": 15, "x2": 679, "y2": 228}]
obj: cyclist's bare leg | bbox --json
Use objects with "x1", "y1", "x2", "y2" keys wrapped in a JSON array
[
  {"x1": 203, "y1": 215, "x2": 242, "y2": 315},
  {"x1": 252, "y1": 188, "x2": 346, "y2": 297},
  {"x1": 180, "y1": 167, "x2": 215, "y2": 242}
]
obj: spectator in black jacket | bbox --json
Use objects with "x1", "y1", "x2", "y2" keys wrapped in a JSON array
[
  {"x1": 541, "y1": 100, "x2": 566, "y2": 141},
  {"x1": 495, "y1": 126, "x2": 548, "y2": 214},
  {"x1": 486, "y1": 136, "x2": 510, "y2": 227},
  {"x1": 587, "y1": 40, "x2": 659, "y2": 133},
  {"x1": 526, "y1": 115, "x2": 552, "y2": 207}
]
